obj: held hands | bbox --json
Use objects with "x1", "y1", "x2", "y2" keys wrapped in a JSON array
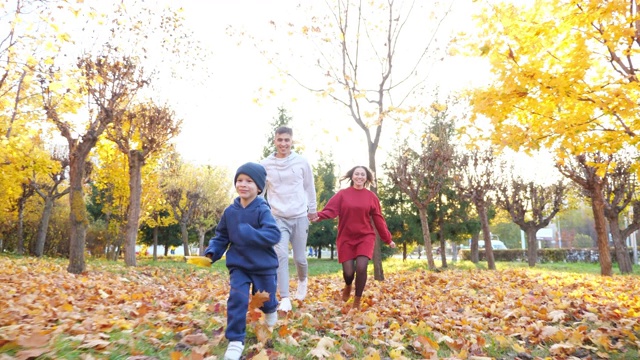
[{"x1": 308, "y1": 212, "x2": 320, "y2": 222}]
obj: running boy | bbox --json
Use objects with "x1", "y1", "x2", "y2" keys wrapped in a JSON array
[{"x1": 204, "y1": 162, "x2": 281, "y2": 360}]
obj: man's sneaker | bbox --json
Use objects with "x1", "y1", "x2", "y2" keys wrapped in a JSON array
[
  {"x1": 278, "y1": 297, "x2": 292, "y2": 312},
  {"x1": 294, "y1": 278, "x2": 308, "y2": 300},
  {"x1": 224, "y1": 341, "x2": 244, "y2": 360},
  {"x1": 265, "y1": 311, "x2": 277, "y2": 327}
]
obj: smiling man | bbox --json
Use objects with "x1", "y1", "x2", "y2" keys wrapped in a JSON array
[{"x1": 261, "y1": 126, "x2": 318, "y2": 312}]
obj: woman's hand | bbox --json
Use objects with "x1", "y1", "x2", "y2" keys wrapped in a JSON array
[{"x1": 389, "y1": 241, "x2": 396, "y2": 248}]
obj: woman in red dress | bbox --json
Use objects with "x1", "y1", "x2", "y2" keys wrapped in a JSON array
[{"x1": 312, "y1": 166, "x2": 396, "y2": 310}]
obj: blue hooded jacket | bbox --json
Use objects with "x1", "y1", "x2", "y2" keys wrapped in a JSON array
[{"x1": 204, "y1": 196, "x2": 280, "y2": 274}]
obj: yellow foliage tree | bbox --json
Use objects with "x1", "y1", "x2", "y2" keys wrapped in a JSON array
[
  {"x1": 0, "y1": 0, "x2": 74, "y2": 246},
  {"x1": 106, "y1": 102, "x2": 182, "y2": 266},
  {"x1": 469, "y1": 1, "x2": 640, "y2": 156},
  {"x1": 468, "y1": 0, "x2": 640, "y2": 276}
]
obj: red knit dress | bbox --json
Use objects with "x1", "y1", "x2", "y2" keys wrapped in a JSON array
[{"x1": 317, "y1": 186, "x2": 392, "y2": 263}]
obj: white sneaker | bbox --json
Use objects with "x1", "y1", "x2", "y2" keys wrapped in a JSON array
[
  {"x1": 224, "y1": 341, "x2": 244, "y2": 360},
  {"x1": 278, "y1": 297, "x2": 292, "y2": 312},
  {"x1": 265, "y1": 311, "x2": 277, "y2": 327},
  {"x1": 294, "y1": 278, "x2": 308, "y2": 300}
]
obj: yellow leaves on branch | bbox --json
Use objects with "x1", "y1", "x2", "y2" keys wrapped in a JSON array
[{"x1": 468, "y1": 0, "x2": 640, "y2": 157}]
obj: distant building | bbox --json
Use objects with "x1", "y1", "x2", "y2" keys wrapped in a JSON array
[{"x1": 536, "y1": 227, "x2": 556, "y2": 248}]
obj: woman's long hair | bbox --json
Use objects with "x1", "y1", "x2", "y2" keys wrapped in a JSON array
[{"x1": 340, "y1": 165, "x2": 373, "y2": 187}]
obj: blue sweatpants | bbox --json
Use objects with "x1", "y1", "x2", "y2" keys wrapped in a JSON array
[{"x1": 226, "y1": 268, "x2": 278, "y2": 343}]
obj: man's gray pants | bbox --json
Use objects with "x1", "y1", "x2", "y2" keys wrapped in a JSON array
[{"x1": 274, "y1": 216, "x2": 309, "y2": 298}]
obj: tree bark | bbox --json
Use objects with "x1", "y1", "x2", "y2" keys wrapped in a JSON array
[
  {"x1": 477, "y1": 200, "x2": 496, "y2": 270},
  {"x1": 591, "y1": 183, "x2": 612, "y2": 276},
  {"x1": 180, "y1": 221, "x2": 190, "y2": 256},
  {"x1": 197, "y1": 228, "x2": 206, "y2": 256},
  {"x1": 34, "y1": 197, "x2": 54, "y2": 257},
  {"x1": 369, "y1": 150, "x2": 385, "y2": 281},
  {"x1": 417, "y1": 207, "x2": 436, "y2": 270},
  {"x1": 16, "y1": 191, "x2": 27, "y2": 255},
  {"x1": 525, "y1": 226, "x2": 538, "y2": 267},
  {"x1": 607, "y1": 217, "x2": 633, "y2": 273},
  {"x1": 152, "y1": 226, "x2": 158, "y2": 261},
  {"x1": 124, "y1": 151, "x2": 144, "y2": 266},
  {"x1": 67, "y1": 154, "x2": 88, "y2": 274},
  {"x1": 470, "y1": 232, "x2": 480, "y2": 263}
]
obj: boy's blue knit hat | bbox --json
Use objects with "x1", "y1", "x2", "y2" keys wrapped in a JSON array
[{"x1": 235, "y1": 162, "x2": 267, "y2": 193}]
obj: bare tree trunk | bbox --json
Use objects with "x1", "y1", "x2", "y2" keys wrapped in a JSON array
[
  {"x1": 525, "y1": 227, "x2": 538, "y2": 267},
  {"x1": 180, "y1": 222, "x2": 190, "y2": 256},
  {"x1": 438, "y1": 214, "x2": 447, "y2": 268},
  {"x1": 591, "y1": 185, "x2": 612, "y2": 276},
  {"x1": 67, "y1": 156, "x2": 88, "y2": 274},
  {"x1": 34, "y1": 197, "x2": 54, "y2": 257},
  {"x1": 16, "y1": 192, "x2": 27, "y2": 255},
  {"x1": 451, "y1": 243, "x2": 458, "y2": 263},
  {"x1": 370, "y1": 153, "x2": 384, "y2": 280},
  {"x1": 608, "y1": 217, "x2": 633, "y2": 274},
  {"x1": 197, "y1": 228, "x2": 206, "y2": 256},
  {"x1": 470, "y1": 232, "x2": 480, "y2": 263},
  {"x1": 152, "y1": 226, "x2": 158, "y2": 261},
  {"x1": 417, "y1": 207, "x2": 436, "y2": 270},
  {"x1": 124, "y1": 152, "x2": 143, "y2": 266},
  {"x1": 477, "y1": 201, "x2": 496, "y2": 270}
]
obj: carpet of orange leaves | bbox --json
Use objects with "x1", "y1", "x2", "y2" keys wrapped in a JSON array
[{"x1": 1, "y1": 256, "x2": 639, "y2": 359}]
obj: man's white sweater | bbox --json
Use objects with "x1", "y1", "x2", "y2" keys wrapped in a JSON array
[{"x1": 261, "y1": 152, "x2": 317, "y2": 219}]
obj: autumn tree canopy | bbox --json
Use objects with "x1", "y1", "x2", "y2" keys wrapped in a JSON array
[{"x1": 469, "y1": 0, "x2": 640, "y2": 165}]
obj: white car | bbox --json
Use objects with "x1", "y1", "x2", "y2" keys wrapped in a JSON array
[
  {"x1": 478, "y1": 240, "x2": 508, "y2": 250},
  {"x1": 461, "y1": 235, "x2": 508, "y2": 250}
]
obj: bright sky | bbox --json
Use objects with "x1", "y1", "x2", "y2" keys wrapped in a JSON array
[{"x1": 164, "y1": 0, "x2": 491, "y2": 178}]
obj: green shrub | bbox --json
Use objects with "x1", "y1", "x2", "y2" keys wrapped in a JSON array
[{"x1": 574, "y1": 233, "x2": 594, "y2": 248}]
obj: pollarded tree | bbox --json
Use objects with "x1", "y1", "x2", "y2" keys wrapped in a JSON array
[
  {"x1": 601, "y1": 154, "x2": 638, "y2": 274},
  {"x1": 40, "y1": 52, "x2": 148, "y2": 274},
  {"x1": 253, "y1": 0, "x2": 457, "y2": 280},
  {"x1": 191, "y1": 166, "x2": 232, "y2": 256},
  {"x1": 428, "y1": 184, "x2": 477, "y2": 265},
  {"x1": 385, "y1": 103, "x2": 456, "y2": 270},
  {"x1": 163, "y1": 157, "x2": 215, "y2": 257},
  {"x1": 455, "y1": 147, "x2": 500, "y2": 269},
  {"x1": 495, "y1": 173, "x2": 566, "y2": 267},
  {"x1": 106, "y1": 102, "x2": 182, "y2": 266},
  {"x1": 468, "y1": 1, "x2": 640, "y2": 274},
  {"x1": 557, "y1": 153, "x2": 614, "y2": 276}
]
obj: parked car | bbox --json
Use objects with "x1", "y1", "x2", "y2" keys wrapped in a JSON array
[
  {"x1": 461, "y1": 235, "x2": 508, "y2": 250},
  {"x1": 478, "y1": 240, "x2": 508, "y2": 250}
]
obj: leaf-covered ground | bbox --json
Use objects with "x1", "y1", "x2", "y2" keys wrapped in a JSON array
[{"x1": 1, "y1": 256, "x2": 639, "y2": 360}]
